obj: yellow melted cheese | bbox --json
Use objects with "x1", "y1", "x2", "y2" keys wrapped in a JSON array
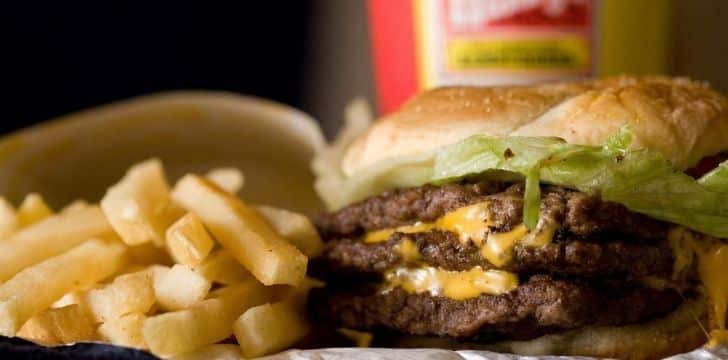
[
  {"x1": 364, "y1": 201, "x2": 558, "y2": 270},
  {"x1": 668, "y1": 227, "x2": 728, "y2": 346},
  {"x1": 481, "y1": 224, "x2": 528, "y2": 267},
  {"x1": 364, "y1": 202, "x2": 492, "y2": 245},
  {"x1": 384, "y1": 266, "x2": 518, "y2": 300},
  {"x1": 521, "y1": 217, "x2": 559, "y2": 248},
  {"x1": 395, "y1": 237, "x2": 421, "y2": 262}
]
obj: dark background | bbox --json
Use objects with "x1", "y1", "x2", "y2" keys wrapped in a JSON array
[{"x1": 1, "y1": 3, "x2": 314, "y2": 135}]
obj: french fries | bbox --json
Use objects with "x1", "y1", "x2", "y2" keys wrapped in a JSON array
[
  {"x1": 17, "y1": 193, "x2": 53, "y2": 228},
  {"x1": 84, "y1": 267, "x2": 159, "y2": 323},
  {"x1": 2, "y1": 159, "x2": 320, "y2": 357},
  {"x1": 60, "y1": 199, "x2": 89, "y2": 214},
  {"x1": 256, "y1": 205, "x2": 324, "y2": 257},
  {"x1": 0, "y1": 197, "x2": 18, "y2": 239},
  {"x1": 193, "y1": 250, "x2": 253, "y2": 285},
  {"x1": 101, "y1": 159, "x2": 172, "y2": 246},
  {"x1": 128, "y1": 242, "x2": 174, "y2": 267},
  {"x1": 97, "y1": 312, "x2": 147, "y2": 349},
  {"x1": 0, "y1": 239, "x2": 128, "y2": 336},
  {"x1": 51, "y1": 291, "x2": 85, "y2": 309},
  {"x1": 0, "y1": 206, "x2": 114, "y2": 282},
  {"x1": 16, "y1": 315, "x2": 56, "y2": 345},
  {"x1": 166, "y1": 212, "x2": 214, "y2": 266},
  {"x1": 171, "y1": 175, "x2": 307, "y2": 286},
  {"x1": 154, "y1": 264, "x2": 211, "y2": 311},
  {"x1": 143, "y1": 280, "x2": 275, "y2": 356},
  {"x1": 234, "y1": 300, "x2": 310, "y2": 358},
  {"x1": 206, "y1": 167, "x2": 245, "y2": 194},
  {"x1": 18, "y1": 304, "x2": 97, "y2": 344}
]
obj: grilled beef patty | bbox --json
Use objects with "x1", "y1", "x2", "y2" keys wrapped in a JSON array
[
  {"x1": 312, "y1": 230, "x2": 674, "y2": 279},
  {"x1": 311, "y1": 181, "x2": 683, "y2": 341},
  {"x1": 316, "y1": 182, "x2": 668, "y2": 242},
  {"x1": 315, "y1": 182, "x2": 674, "y2": 279},
  {"x1": 310, "y1": 275, "x2": 683, "y2": 341}
]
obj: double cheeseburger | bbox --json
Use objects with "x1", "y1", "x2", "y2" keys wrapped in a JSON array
[{"x1": 309, "y1": 76, "x2": 728, "y2": 359}]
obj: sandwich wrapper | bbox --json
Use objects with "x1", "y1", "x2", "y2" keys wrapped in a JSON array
[
  {"x1": 262, "y1": 347, "x2": 728, "y2": 360},
  {"x1": 0, "y1": 93, "x2": 724, "y2": 360},
  {"x1": 2, "y1": 337, "x2": 726, "y2": 360}
]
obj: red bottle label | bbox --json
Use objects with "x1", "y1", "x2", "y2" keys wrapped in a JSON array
[{"x1": 369, "y1": 0, "x2": 596, "y2": 114}]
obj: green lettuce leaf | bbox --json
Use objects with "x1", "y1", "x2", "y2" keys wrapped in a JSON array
[
  {"x1": 699, "y1": 160, "x2": 728, "y2": 193},
  {"x1": 330, "y1": 129, "x2": 728, "y2": 238}
]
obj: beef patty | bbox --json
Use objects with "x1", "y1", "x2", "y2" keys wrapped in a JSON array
[
  {"x1": 310, "y1": 275, "x2": 683, "y2": 341},
  {"x1": 316, "y1": 182, "x2": 668, "y2": 241},
  {"x1": 312, "y1": 230, "x2": 674, "y2": 279},
  {"x1": 315, "y1": 182, "x2": 674, "y2": 279},
  {"x1": 311, "y1": 181, "x2": 683, "y2": 341}
]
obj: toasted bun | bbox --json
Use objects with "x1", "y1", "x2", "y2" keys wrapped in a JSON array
[
  {"x1": 388, "y1": 298, "x2": 709, "y2": 360},
  {"x1": 342, "y1": 76, "x2": 728, "y2": 176}
]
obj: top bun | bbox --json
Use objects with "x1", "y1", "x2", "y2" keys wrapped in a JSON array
[{"x1": 342, "y1": 76, "x2": 728, "y2": 176}]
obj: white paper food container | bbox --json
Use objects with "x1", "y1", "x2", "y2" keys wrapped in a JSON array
[{"x1": 0, "y1": 91, "x2": 325, "y2": 215}]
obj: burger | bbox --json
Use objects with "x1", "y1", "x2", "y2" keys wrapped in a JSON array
[{"x1": 307, "y1": 76, "x2": 728, "y2": 359}]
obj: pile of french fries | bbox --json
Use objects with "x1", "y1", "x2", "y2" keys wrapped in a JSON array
[{"x1": 0, "y1": 159, "x2": 324, "y2": 359}]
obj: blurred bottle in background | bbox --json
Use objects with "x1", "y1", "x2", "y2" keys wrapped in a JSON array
[
  {"x1": 303, "y1": 0, "x2": 726, "y2": 135},
  {"x1": 369, "y1": 0, "x2": 672, "y2": 113}
]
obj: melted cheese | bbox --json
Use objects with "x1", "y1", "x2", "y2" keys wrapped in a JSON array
[
  {"x1": 364, "y1": 222, "x2": 433, "y2": 243},
  {"x1": 437, "y1": 202, "x2": 492, "y2": 246},
  {"x1": 481, "y1": 224, "x2": 528, "y2": 267},
  {"x1": 383, "y1": 266, "x2": 518, "y2": 300},
  {"x1": 668, "y1": 227, "x2": 728, "y2": 346},
  {"x1": 395, "y1": 237, "x2": 421, "y2": 262},
  {"x1": 364, "y1": 202, "x2": 492, "y2": 245},
  {"x1": 364, "y1": 201, "x2": 558, "y2": 269},
  {"x1": 521, "y1": 218, "x2": 558, "y2": 247}
]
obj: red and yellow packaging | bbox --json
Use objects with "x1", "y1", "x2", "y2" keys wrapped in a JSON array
[{"x1": 368, "y1": 0, "x2": 671, "y2": 114}]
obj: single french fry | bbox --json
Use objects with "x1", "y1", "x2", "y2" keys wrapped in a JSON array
[
  {"x1": 60, "y1": 199, "x2": 89, "y2": 214},
  {"x1": 84, "y1": 267, "x2": 158, "y2": 323},
  {"x1": 193, "y1": 250, "x2": 252, "y2": 285},
  {"x1": 0, "y1": 206, "x2": 114, "y2": 282},
  {"x1": 51, "y1": 291, "x2": 85, "y2": 309},
  {"x1": 0, "y1": 197, "x2": 18, "y2": 239},
  {"x1": 206, "y1": 167, "x2": 245, "y2": 195},
  {"x1": 101, "y1": 159, "x2": 172, "y2": 246},
  {"x1": 166, "y1": 212, "x2": 214, "y2": 267},
  {"x1": 146, "y1": 264, "x2": 171, "y2": 283},
  {"x1": 0, "y1": 239, "x2": 128, "y2": 336},
  {"x1": 18, "y1": 304, "x2": 97, "y2": 344},
  {"x1": 98, "y1": 312, "x2": 147, "y2": 349},
  {"x1": 233, "y1": 300, "x2": 310, "y2": 358},
  {"x1": 17, "y1": 193, "x2": 53, "y2": 228},
  {"x1": 255, "y1": 205, "x2": 324, "y2": 257},
  {"x1": 142, "y1": 280, "x2": 275, "y2": 356},
  {"x1": 172, "y1": 344, "x2": 242, "y2": 360},
  {"x1": 17, "y1": 314, "x2": 59, "y2": 344},
  {"x1": 154, "y1": 264, "x2": 211, "y2": 311},
  {"x1": 171, "y1": 175, "x2": 306, "y2": 286}
]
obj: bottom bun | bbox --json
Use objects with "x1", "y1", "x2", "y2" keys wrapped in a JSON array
[
  {"x1": 385, "y1": 298, "x2": 709, "y2": 360},
  {"x1": 490, "y1": 298, "x2": 708, "y2": 360}
]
